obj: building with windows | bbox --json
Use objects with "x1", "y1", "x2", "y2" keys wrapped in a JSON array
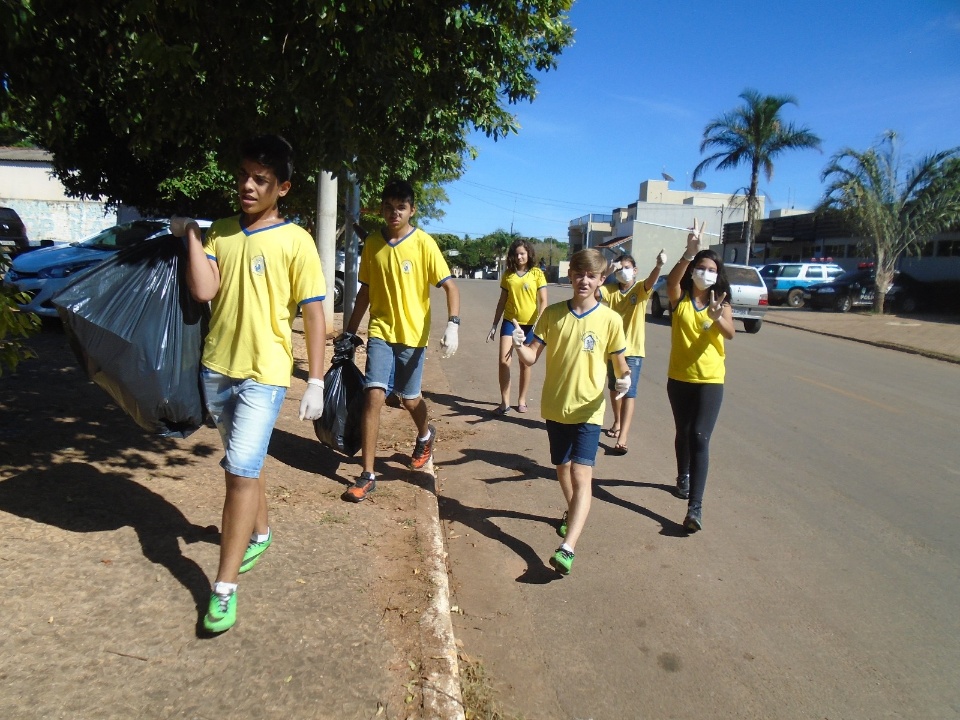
[{"x1": 568, "y1": 179, "x2": 758, "y2": 266}]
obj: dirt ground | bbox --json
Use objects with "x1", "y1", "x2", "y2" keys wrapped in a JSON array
[{"x1": 0, "y1": 315, "x2": 441, "y2": 719}]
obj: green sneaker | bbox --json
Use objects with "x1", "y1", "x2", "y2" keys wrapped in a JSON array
[
  {"x1": 203, "y1": 589, "x2": 237, "y2": 633},
  {"x1": 239, "y1": 529, "x2": 272, "y2": 574},
  {"x1": 557, "y1": 511, "x2": 568, "y2": 538},
  {"x1": 549, "y1": 547, "x2": 575, "y2": 575}
]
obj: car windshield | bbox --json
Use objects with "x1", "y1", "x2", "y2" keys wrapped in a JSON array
[
  {"x1": 835, "y1": 269, "x2": 871, "y2": 283},
  {"x1": 726, "y1": 266, "x2": 763, "y2": 287},
  {"x1": 80, "y1": 221, "x2": 166, "y2": 250}
]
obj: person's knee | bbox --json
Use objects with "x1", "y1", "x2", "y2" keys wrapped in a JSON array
[
  {"x1": 692, "y1": 431, "x2": 711, "y2": 452},
  {"x1": 401, "y1": 395, "x2": 422, "y2": 412}
]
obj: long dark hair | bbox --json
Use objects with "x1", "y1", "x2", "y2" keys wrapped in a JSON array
[
  {"x1": 679, "y1": 249, "x2": 731, "y2": 302},
  {"x1": 506, "y1": 238, "x2": 537, "y2": 274}
]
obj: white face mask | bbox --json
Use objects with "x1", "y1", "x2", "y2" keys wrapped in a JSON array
[
  {"x1": 616, "y1": 267, "x2": 636, "y2": 284},
  {"x1": 691, "y1": 268, "x2": 718, "y2": 290}
]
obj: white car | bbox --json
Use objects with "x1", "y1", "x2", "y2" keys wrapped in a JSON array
[
  {"x1": 3, "y1": 219, "x2": 210, "y2": 318},
  {"x1": 649, "y1": 263, "x2": 768, "y2": 333}
]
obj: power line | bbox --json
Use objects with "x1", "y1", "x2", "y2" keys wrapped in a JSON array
[{"x1": 459, "y1": 179, "x2": 612, "y2": 211}]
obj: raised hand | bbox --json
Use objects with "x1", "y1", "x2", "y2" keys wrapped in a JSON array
[
  {"x1": 707, "y1": 290, "x2": 727, "y2": 321},
  {"x1": 656, "y1": 248, "x2": 667, "y2": 266},
  {"x1": 685, "y1": 219, "x2": 705, "y2": 259}
]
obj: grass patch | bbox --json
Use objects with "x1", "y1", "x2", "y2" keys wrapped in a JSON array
[
  {"x1": 459, "y1": 655, "x2": 524, "y2": 720},
  {"x1": 318, "y1": 511, "x2": 349, "y2": 525}
]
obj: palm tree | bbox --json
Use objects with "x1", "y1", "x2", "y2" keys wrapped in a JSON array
[
  {"x1": 693, "y1": 89, "x2": 821, "y2": 265},
  {"x1": 819, "y1": 131, "x2": 960, "y2": 313}
]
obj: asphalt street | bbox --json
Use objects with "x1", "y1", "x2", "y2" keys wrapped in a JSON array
[{"x1": 429, "y1": 279, "x2": 960, "y2": 720}]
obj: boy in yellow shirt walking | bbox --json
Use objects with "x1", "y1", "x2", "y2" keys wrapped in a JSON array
[{"x1": 513, "y1": 249, "x2": 629, "y2": 574}]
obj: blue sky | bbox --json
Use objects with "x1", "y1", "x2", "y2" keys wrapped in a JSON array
[{"x1": 421, "y1": 0, "x2": 960, "y2": 241}]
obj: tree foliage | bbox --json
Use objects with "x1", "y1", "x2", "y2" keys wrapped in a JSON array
[
  {"x1": 693, "y1": 89, "x2": 821, "y2": 264},
  {"x1": 0, "y1": 0, "x2": 574, "y2": 218},
  {"x1": 819, "y1": 131, "x2": 960, "y2": 312},
  {"x1": 0, "y1": 255, "x2": 41, "y2": 377}
]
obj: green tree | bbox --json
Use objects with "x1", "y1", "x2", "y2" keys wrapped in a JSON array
[
  {"x1": 819, "y1": 131, "x2": 960, "y2": 313},
  {"x1": 693, "y1": 89, "x2": 821, "y2": 265},
  {"x1": 0, "y1": 255, "x2": 41, "y2": 376},
  {"x1": 0, "y1": 1, "x2": 573, "y2": 219}
]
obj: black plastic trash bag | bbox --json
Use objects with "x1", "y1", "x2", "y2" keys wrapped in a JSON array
[
  {"x1": 52, "y1": 236, "x2": 209, "y2": 438},
  {"x1": 314, "y1": 356, "x2": 365, "y2": 456}
]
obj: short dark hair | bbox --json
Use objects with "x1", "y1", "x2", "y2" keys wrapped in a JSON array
[
  {"x1": 382, "y1": 179, "x2": 416, "y2": 206},
  {"x1": 240, "y1": 135, "x2": 294, "y2": 183}
]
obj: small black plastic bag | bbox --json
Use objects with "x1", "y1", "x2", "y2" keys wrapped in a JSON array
[
  {"x1": 314, "y1": 357, "x2": 365, "y2": 456},
  {"x1": 52, "y1": 236, "x2": 208, "y2": 438}
]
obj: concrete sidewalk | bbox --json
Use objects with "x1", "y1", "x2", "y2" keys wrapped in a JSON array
[{"x1": 761, "y1": 306, "x2": 960, "y2": 364}]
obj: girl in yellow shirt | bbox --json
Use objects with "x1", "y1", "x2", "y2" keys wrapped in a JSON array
[
  {"x1": 486, "y1": 239, "x2": 548, "y2": 414},
  {"x1": 665, "y1": 220, "x2": 734, "y2": 533}
]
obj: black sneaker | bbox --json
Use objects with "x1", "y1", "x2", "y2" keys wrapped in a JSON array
[
  {"x1": 684, "y1": 506, "x2": 702, "y2": 532},
  {"x1": 675, "y1": 474, "x2": 690, "y2": 499},
  {"x1": 344, "y1": 472, "x2": 376, "y2": 502}
]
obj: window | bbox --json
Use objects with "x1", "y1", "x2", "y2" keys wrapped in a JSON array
[
  {"x1": 804, "y1": 267, "x2": 824, "y2": 280},
  {"x1": 780, "y1": 265, "x2": 801, "y2": 278},
  {"x1": 937, "y1": 240, "x2": 960, "y2": 257}
]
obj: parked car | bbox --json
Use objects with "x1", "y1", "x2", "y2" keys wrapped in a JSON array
[
  {"x1": 649, "y1": 263, "x2": 768, "y2": 333},
  {"x1": 805, "y1": 267, "x2": 938, "y2": 313},
  {"x1": 0, "y1": 206, "x2": 30, "y2": 257},
  {"x1": 3, "y1": 219, "x2": 210, "y2": 318},
  {"x1": 758, "y1": 261, "x2": 846, "y2": 307}
]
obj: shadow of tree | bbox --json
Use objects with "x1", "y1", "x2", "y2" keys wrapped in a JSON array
[{"x1": 0, "y1": 464, "x2": 216, "y2": 611}]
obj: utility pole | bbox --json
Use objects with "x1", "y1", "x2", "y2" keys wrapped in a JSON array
[
  {"x1": 316, "y1": 171, "x2": 338, "y2": 331},
  {"x1": 342, "y1": 173, "x2": 361, "y2": 324}
]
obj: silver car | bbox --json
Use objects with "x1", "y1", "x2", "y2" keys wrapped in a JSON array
[
  {"x1": 3, "y1": 219, "x2": 210, "y2": 318},
  {"x1": 649, "y1": 263, "x2": 768, "y2": 333}
]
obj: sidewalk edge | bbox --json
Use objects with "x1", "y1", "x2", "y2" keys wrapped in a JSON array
[
  {"x1": 763, "y1": 316, "x2": 960, "y2": 365},
  {"x1": 418, "y1": 463, "x2": 465, "y2": 720}
]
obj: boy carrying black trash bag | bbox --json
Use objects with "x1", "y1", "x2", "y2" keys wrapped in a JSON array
[{"x1": 171, "y1": 134, "x2": 327, "y2": 633}]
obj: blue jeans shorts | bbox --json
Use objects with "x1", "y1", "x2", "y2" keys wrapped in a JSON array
[
  {"x1": 500, "y1": 319, "x2": 535, "y2": 343},
  {"x1": 364, "y1": 337, "x2": 425, "y2": 399},
  {"x1": 545, "y1": 420, "x2": 602, "y2": 467},
  {"x1": 201, "y1": 368, "x2": 286, "y2": 478},
  {"x1": 606, "y1": 355, "x2": 643, "y2": 399}
]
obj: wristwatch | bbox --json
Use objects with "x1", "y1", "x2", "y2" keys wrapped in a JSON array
[{"x1": 448, "y1": 316, "x2": 461, "y2": 325}]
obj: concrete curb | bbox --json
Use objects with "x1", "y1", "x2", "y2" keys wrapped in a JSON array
[
  {"x1": 763, "y1": 316, "x2": 960, "y2": 365},
  {"x1": 418, "y1": 461, "x2": 465, "y2": 720}
]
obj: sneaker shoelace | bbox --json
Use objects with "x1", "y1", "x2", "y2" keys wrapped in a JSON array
[
  {"x1": 213, "y1": 592, "x2": 233, "y2": 614},
  {"x1": 413, "y1": 431, "x2": 433, "y2": 457}
]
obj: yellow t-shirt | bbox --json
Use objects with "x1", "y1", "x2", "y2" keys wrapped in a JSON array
[
  {"x1": 599, "y1": 280, "x2": 651, "y2": 357},
  {"x1": 201, "y1": 216, "x2": 326, "y2": 387},
  {"x1": 533, "y1": 300, "x2": 626, "y2": 425},
  {"x1": 501, "y1": 267, "x2": 547, "y2": 325},
  {"x1": 667, "y1": 293, "x2": 725, "y2": 383},
  {"x1": 359, "y1": 227, "x2": 452, "y2": 347}
]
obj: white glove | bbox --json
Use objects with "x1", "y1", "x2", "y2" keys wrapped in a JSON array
[
  {"x1": 169, "y1": 216, "x2": 198, "y2": 238},
  {"x1": 486, "y1": 325, "x2": 497, "y2": 343},
  {"x1": 614, "y1": 371, "x2": 631, "y2": 400},
  {"x1": 511, "y1": 321, "x2": 527, "y2": 348},
  {"x1": 299, "y1": 380, "x2": 325, "y2": 421},
  {"x1": 707, "y1": 290, "x2": 728, "y2": 322},
  {"x1": 440, "y1": 321, "x2": 459, "y2": 358},
  {"x1": 656, "y1": 249, "x2": 667, "y2": 266},
  {"x1": 684, "y1": 219, "x2": 705, "y2": 260}
]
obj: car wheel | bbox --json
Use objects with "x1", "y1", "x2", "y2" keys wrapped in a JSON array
[
  {"x1": 899, "y1": 294, "x2": 918, "y2": 313},
  {"x1": 650, "y1": 293, "x2": 664, "y2": 317},
  {"x1": 742, "y1": 319, "x2": 762, "y2": 334},
  {"x1": 836, "y1": 295, "x2": 852, "y2": 313},
  {"x1": 334, "y1": 274, "x2": 344, "y2": 313},
  {"x1": 786, "y1": 288, "x2": 805, "y2": 308}
]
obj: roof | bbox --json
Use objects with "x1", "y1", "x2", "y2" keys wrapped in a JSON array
[
  {"x1": 0, "y1": 146, "x2": 54, "y2": 163},
  {"x1": 596, "y1": 235, "x2": 632, "y2": 249}
]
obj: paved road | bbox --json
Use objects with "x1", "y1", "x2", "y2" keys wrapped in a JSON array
[{"x1": 429, "y1": 279, "x2": 960, "y2": 720}]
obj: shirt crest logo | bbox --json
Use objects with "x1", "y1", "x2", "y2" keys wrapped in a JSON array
[
  {"x1": 251, "y1": 255, "x2": 265, "y2": 275},
  {"x1": 582, "y1": 332, "x2": 598, "y2": 353},
  {"x1": 401, "y1": 260, "x2": 413, "y2": 274}
]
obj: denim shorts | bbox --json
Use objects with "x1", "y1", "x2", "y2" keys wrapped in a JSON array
[
  {"x1": 201, "y1": 368, "x2": 286, "y2": 478},
  {"x1": 500, "y1": 320, "x2": 535, "y2": 343},
  {"x1": 364, "y1": 337, "x2": 425, "y2": 399},
  {"x1": 606, "y1": 355, "x2": 643, "y2": 399},
  {"x1": 545, "y1": 420, "x2": 602, "y2": 467}
]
